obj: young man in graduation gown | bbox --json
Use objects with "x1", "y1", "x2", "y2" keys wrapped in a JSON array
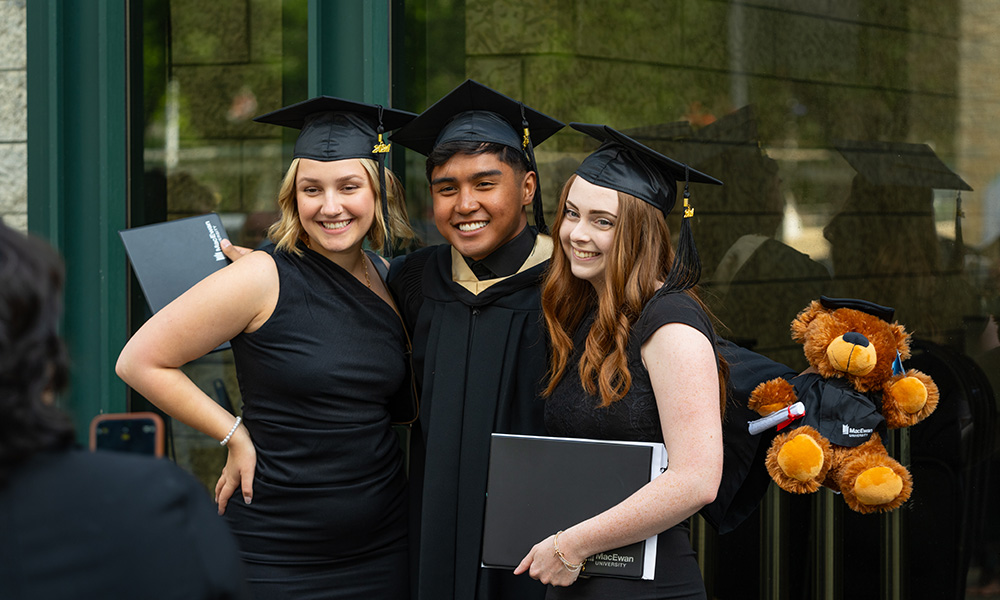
[{"x1": 388, "y1": 80, "x2": 563, "y2": 600}]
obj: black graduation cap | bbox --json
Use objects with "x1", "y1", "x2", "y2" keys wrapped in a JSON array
[
  {"x1": 391, "y1": 79, "x2": 564, "y2": 232},
  {"x1": 833, "y1": 139, "x2": 972, "y2": 191},
  {"x1": 254, "y1": 96, "x2": 416, "y2": 161},
  {"x1": 254, "y1": 96, "x2": 417, "y2": 256},
  {"x1": 571, "y1": 122, "x2": 722, "y2": 294},
  {"x1": 569, "y1": 123, "x2": 722, "y2": 293},
  {"x1": 819, "y1": 296, "x2": 895, "y2": 322},
  {"x1": 833, "y1": 139, "x2": 974, "y2": 270},
  {"x1": 572, "y1": 123, "x2": 722, "y2": 215}
]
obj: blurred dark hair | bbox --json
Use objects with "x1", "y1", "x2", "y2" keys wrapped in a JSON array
[
  {"x1": 425, "y1": 140, "x2": 530, "y2": 182},
  {"x1": 0, "y1": 222, "x2": 74, "y2": 487}
]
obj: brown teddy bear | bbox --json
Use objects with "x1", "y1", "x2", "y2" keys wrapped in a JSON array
[{"x1": 748, "y1": 296, "x2": 939, "y2": 513}]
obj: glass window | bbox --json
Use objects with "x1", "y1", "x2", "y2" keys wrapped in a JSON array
[
  {"x1": 130, "y1": 0, "x2": 307, "y2": 490},
  {"x1": 399, "y1": 1, "x2": 1000, "y2": 596}
]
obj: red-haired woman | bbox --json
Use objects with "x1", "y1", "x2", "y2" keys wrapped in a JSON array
[{"x1": 515, "y1": 123, "x2": 727, "y2": 600}]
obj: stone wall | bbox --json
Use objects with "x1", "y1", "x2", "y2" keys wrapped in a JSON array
[{"x1": 0, "y1": 0, "x2": 26, "y2": 231}]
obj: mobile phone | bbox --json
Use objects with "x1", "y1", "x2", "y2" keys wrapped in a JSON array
[{"x1": 89, "y1": 412, "x2": 165, "y2": 457}]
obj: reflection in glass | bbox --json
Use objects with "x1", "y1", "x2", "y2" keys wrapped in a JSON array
[
  {"x1": 400, "y1": 1, "x2": 1000, "y2": 597},
  {"x1": 131, "y1": 0, "x2": 307, "y2": 491}
]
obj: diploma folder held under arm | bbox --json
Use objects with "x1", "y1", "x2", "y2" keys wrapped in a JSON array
[
  {"x1": 119, "y1": 213, "x2": 232, "y2": 352},
  {"x1": 481, "y1": 433, "x2": 667, "y2": 580}
]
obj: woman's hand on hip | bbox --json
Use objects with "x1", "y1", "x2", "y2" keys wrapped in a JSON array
[{"x1": 215, "y1": 424, "x2": 257, "y2": 516}]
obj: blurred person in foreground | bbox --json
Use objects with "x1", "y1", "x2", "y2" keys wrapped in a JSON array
[{"x1": 0, "y1": 221, "x2": 248, "y2": 600}]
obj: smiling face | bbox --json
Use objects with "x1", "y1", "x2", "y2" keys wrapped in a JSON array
[
  {"x1": 559, "y1": 176, "x2": 620, "y2": 293},
  {"x1": 429, "y1": 151, "x2": 535, "y2": 261},
  {"x1": 295, "y1": 158, "x2": 376, "y2": 264}
]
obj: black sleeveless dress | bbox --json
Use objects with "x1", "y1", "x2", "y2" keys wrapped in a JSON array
[
  {"x1": 226, "y1": 244, "x2": 409, "y2": 599},
  {"x1": 544, "y1": 292, "x2": 717, "y2": 600}
]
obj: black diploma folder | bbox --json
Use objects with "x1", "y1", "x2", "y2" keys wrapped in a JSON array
[
  {"x1": 482, "y1": 433, "x2": 667, "y2": 580},
  {"x1": 119, "y1": 213, "x2": 231, "y2": 351}
]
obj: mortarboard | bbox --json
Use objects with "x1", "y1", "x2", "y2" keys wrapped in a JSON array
[
  {"x1": 573, "y1": 122, "x2": 722, "y2": 215},
  {"x1": 391, "y1": 80, "x2": 564, "y2": 233},
  {"x1": 833, "y1": 139, "x2": 972, "y2": 191},
  {"x1": 254, "y1": 96, "x2": 417, "y2": 255},
  {"x1": 571, "y1": 122, "x2": 723, "y2": 294},
  {"x1": 819, "y1": 296, "x2": 895, "y2": 322},
  {"x1": 833, "y1": 139, "x2": 973, "y2": 270}
]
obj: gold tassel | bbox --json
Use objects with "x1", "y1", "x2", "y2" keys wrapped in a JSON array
[
  {"x1": 372, "y1": 133, "x2": 391, "y2": 154},
  {"x1": 683, "y1": 196, "x2": 694, "y2": 219}
]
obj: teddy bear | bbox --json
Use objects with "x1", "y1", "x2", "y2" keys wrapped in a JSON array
[{"x1": 748, "y1": 296, "x2": 939, "y2": 513}]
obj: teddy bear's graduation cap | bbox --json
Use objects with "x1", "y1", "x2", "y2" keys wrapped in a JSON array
[
  {"x1": 254, "y1": 96, "x2": 417, "y2": 255},
  {"x1": 819, "y1": 295, "x2": 895, "y2": 322},
  {"x1": 571, "y1": 122, "x2": 723, "y2": 293},
  {"x1": 391, "y1": 79, "x2": 564, "y2": 233}
]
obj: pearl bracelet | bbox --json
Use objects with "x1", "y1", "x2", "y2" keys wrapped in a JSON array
[
  {"x1": 553, "y1": 530, "x2": 584, "y2": 573},
  {"x1": 220, "y1": 416, "x2": 242, "y2": 446}
]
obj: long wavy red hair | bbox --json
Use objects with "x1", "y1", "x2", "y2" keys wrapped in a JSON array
[{"x1": 542, "y1": 174, "x2": 727, "y2": 411}]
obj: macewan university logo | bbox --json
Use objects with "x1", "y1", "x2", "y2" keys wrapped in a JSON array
[
  {"x1": 590, "y1": 552, "x2": 636, "y2": 568},
  {"x1": 842, "y1": 423, "x2": 874, "y2": 438}
]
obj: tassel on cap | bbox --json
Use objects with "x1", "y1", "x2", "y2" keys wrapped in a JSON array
[
  {"x1": 657, "y1": 165, "x2": 702, "y2": 296},
  {"x1": 521, "y1": 102, "x2": 548, "y2": 234},
  {"x1": 373, "y1": 105, "x2": 394, "y2": 257}
]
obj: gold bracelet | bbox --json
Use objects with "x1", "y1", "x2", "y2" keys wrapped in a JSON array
[{"x1": 553, "y1": 530, "x2": 584, "y2": 573}]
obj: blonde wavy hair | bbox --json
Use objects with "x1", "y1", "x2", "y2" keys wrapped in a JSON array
[
  {"x1": 542, "y1": 174, "x2": 727, "y2": 411},
  {"x1": 268, "y1": 157, "x2": 414, "y2": 255}
]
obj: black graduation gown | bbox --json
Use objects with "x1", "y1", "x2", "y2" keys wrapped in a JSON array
[
  {"x1": 389, "y1": 237, "x2": 551, "y2": 600},
  {"x1": 788, "y1": 373, "x2": 887, "y2": 447},
  {"x1": 701, "y1": 339, "x2": 798, "y2": 533}
]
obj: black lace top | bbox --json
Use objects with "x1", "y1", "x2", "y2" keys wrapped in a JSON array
[
  {"x1": 545, "y1": 292, "x2": 717, "y2": 442},
  {"x1": 543, "y1": 291, "x2": 719, "y2": 599}
]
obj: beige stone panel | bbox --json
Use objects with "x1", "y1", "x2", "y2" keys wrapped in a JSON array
[
  {"x1": 955, "y1": 0, "x2": 1000, "y2": 245},
  {"x1": 0, "y1": 70, "x2": 26, "y2": 141},
  {"x1": 2, "y1": 211, "x2": 26, "y2": 232},
  {"x1": 0, "y1": 141, "x2": 25, "y2": 214},
  {"x1": 0, "y1": 0, "x2": 26, "y2": 70}
]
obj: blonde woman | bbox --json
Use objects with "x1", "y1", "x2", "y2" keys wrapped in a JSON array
[{"x1": 117, "y1": 97, "x2": 416, "y2": 600}]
